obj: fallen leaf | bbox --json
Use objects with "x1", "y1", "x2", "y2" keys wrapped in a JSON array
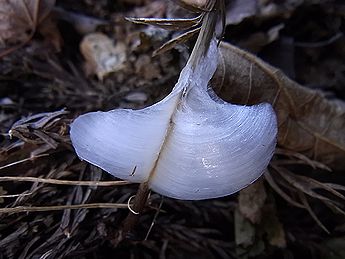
[
  {"x1": 261, "y1": 205, "x2": 286, "y2": 248},
  {"x1": 225, "y1": 0, "x2": 258, "y2": 25},
  {"x1": 238, "y1": 179, "x2": 266, "y2": 224},
  {"x1": 153, "y1": 27, "x2": 200, "y2": 56},
  {"x1": 213, "y1": 41, "x2": 345, "y2": 171},
  {"x1": 80, "y1": 33, "x2": 127, "y2": 80},
  {"x1": 124, "y1": 92, "x2": 148, "y2": 103},
  {"x1": 234, "y1": 208, "x2": 255, "y2": 247},
  {"x1": 172, "y1": 0, "x2": 213, "y2": 12},
  {"x1": 224, "y1": 0, "x2": 304, "y2": 26},
  {"x1": 0, "y1": 0, "x2": 55, "y2": 48},
  {"x1": 37, "y1": 13, "x2": 62, "y2": 51},
  {"x1": 134, "y1": 54, "x2": 161, "y2": 80}
]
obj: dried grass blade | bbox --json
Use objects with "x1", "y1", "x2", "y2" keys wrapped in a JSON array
[
  {"x1": 0, "y1": 154, "x2": 49, "y2": 170},
  {"x1": 272, "y1": 165, "x2": 345, "y2": 202},
  {"x1": 322, "y1": 200, "x2": 345, "y2": 216},
  {"x1": 264, "y1": 170, "x2": 305, "y2": 208},
  {"x1": 153, "y1": 27, "x2": 200, "y2": 56},
  {"x1": 324, "y1": 183, "x2": 345, "y2": 192},
  {"x1": 0, "y1": 192, "x2": 33, "y2": 198},
  {"x1": 0, "y1": 203, "x2": 128, "y2": 214},
  {"x1": 274, "y1": 148, "x2": 331, "y2": 171},
  {"x1": 10, "y1": 109, "x2": 67, "y2": 129},
  {"x1": 298, "y1": 191, "x2": 330, "y2": 234},
  {"x1": 126, "y1": 15, "x2": 202, "y2": 30},
  {"x1": 0, "y1": 176, "x2": 130, "y2": 186}
]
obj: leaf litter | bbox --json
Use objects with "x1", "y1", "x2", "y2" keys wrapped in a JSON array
[
  {"x1": 0, "y1": 0, "x2": 60, "y2": 56},
  {"x1": 0, "y1": 0, "x2": 345, "y2": 258}
]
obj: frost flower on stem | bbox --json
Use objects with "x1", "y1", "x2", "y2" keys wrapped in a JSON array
[{"x1": 70, "y1": 37, "x2": 277, "y2": 200}]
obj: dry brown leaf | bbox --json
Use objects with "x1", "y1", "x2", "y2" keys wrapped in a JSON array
[
  {"x1": 0, "y1": 0, "x2": 55, "y2": 48},
  {"x1": 172, "y1": 0, "x2": 214, "y2": 12},
  {"x1": 213, "y1": 42, "x2": 345, "y2": 171},
  {"x1": 238, "y1": 179, "x2": 266, "y2": 224},
  {"x1": 234, "y1": 207, "x2": 255, "y2": 247},
  {"x1": 153, "y1": 27, "x2": 200, "y2": 56},
  {"x1": 225, "y1": 0, "x2": 258, "y2": 25},
  {"x1": 261, "y1": 205, "x2": 286, "y2": 248},
  {"x1": 80, "y1": 33, "x2": 127, "y2": 80},
  {"x1": 225, "y1": 0, "x2": 303, "y2": 25}
]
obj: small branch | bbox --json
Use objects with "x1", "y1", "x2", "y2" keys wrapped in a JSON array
[
  {"x1": 188, "y1": 2, "x2": 218, "y2": 68},
  {"x1": 111, "y1": 181, "x2": 150, "y2": 246}
]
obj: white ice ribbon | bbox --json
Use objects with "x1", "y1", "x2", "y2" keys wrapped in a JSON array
[{"x1": 70, "y1": 39, "x2": 277, "y2": 200}]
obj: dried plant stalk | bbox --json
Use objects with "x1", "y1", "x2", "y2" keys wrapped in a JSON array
[
  {"x1": 0, "y1": 176, "x2": 130, "y2": 187},
  {"x1": 213, "y1": 42, "x2": 345, "y2": 171},
  {"x1": 0, "y1": 203, "x2": 128, "y2": 214}
]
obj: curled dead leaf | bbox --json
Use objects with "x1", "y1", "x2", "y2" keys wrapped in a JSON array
[{"x1": 213, "y1": 42, "x2": 345, "y2": 171}]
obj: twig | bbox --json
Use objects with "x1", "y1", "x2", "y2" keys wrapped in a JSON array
[
  {"x1": 0, "y1": 176, "x2": 130, "y2": 187},
  {"x1": 0, "y1": 203, "x2": 128, "y2": 214},
  {"x1": 145, "y1": 196, "x2": 164, "y2": 240},
  {"x1": 111, "y1": 181, "x2": 151, "y2": 246}
]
